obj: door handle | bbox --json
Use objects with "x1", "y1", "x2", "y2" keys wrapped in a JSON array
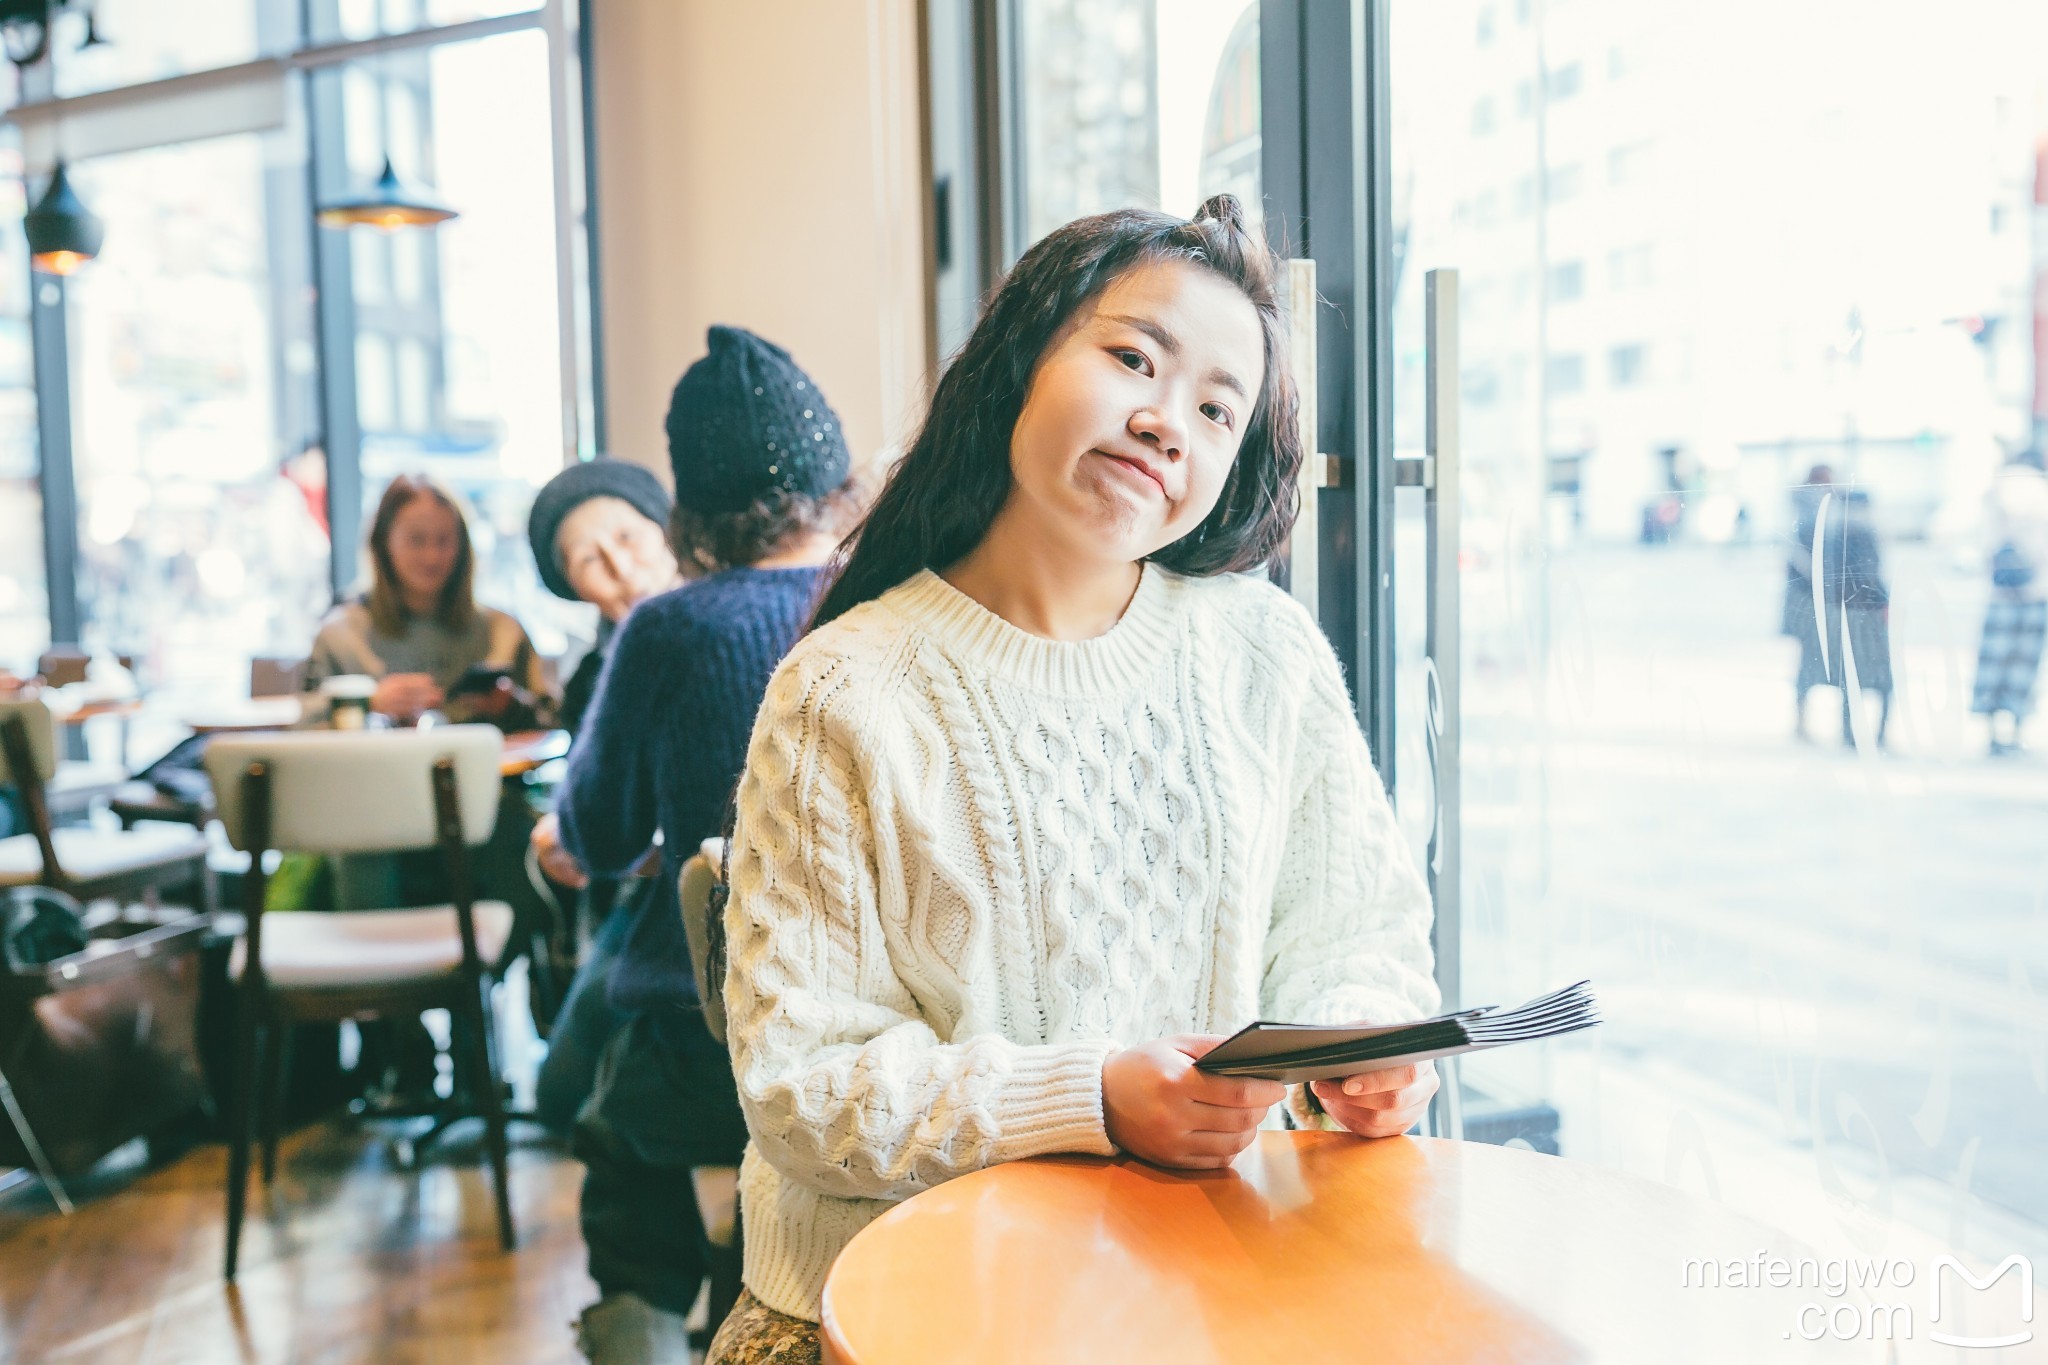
[{"x1": 1408, "y1": 268, "x2": 1463, "y2": 1138}]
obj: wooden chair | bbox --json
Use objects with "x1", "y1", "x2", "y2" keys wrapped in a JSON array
[
  {"x1": 678, "y1": 837, "x2": 742, "y2": 1331},
  {"x1": 0, "y1": 700, "x2": 212, "y2": 907},
  {"x1": 203, "y1": 726, "x2": 517, "y2": 1280}
]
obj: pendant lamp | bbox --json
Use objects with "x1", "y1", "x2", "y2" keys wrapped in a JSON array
[
  {"x1": 24, "y1": 162, "x2": 103, "y2": 276},
  {"x1": 316, "y1": 157, "x2": 457, "y2": 231}
]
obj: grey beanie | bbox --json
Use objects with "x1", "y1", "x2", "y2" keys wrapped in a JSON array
[
  {"x1": 664, "y1": 325, "x2": 851, "y2": 514},
  {"x1": 527, "y1": 458, "x2": 673, "y2": 600}
]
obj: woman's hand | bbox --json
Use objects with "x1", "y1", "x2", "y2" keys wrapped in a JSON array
[
  {"x1": 1102, "y1": 1036, "x2": 1285, "y2": 1170},
  {"x1": 530, "y1": 812, "x2": 589, "y2": 889},
  {"x1": 1309, "y1": 1060, "x2": 1439, "y2": 1138},
  {"x1": 370, "y1": 672, "x2": 443, "y2": 721}
]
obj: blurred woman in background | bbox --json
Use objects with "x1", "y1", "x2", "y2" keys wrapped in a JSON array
[
  {"x1": 307, "y1": 474, "x2": 545, "y2": 723},
  {"x1": 526, "y1": 459, "x2": 682, "y2": 735}
]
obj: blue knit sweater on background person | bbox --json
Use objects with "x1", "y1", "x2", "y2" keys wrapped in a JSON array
[{"x1": 555, "y1": 564, "x2": 830, "y2": 1030}]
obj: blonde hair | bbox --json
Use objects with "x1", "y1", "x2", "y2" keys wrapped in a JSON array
[{"x1": 365, "y1": 474, "x2": 477, "y2": 636}]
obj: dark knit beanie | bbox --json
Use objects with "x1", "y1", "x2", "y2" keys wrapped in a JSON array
[
  {"x1": 665, "y1": 325, "x2": 851, "y2": 514},
  {"x1": 526, "y1": 458, "x2": 673, "y2": 600}
]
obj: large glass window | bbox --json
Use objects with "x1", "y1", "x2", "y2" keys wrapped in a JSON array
[
  {"x1": 9, "y1": 5, "x2": 591, "y2": 707},
  {"x1": 333, "y1": 27, "x2": 586, "y2": 657},
  {"x1": 65, "y1": 133, "x2": 327, "y2": 710},
  {"x1": 1390, "y1": 0, "x2": 2048, "y2": 1276},
  {"x1": 317, "y1": 0, "x2": 541, "y2": 45},
  {"x1": 51, "y1": 0, "x2": 280, "y2": 98},
  {"x1": 0, "y1": 140, "x2": 41, "y2": 674},
  {"x1": 1011, "y1": 0, "x2": 1259, "y2": 252}
]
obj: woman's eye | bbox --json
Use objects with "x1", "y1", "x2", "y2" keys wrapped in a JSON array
[
  {"x1": 1112, "y1": 348, "x2": 1150, "y2": 374},
  {"x1": 1201, "y1": 402, "x2": 1234, "y2": 429}
]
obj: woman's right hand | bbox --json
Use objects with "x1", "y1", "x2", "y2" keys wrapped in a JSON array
[
  {"x1": 1101, "y1": 1036, "x2": 1285, "y2": 1170},
  {"x1": 370, "y1": 672, "x2": 443, "y2": 721}
]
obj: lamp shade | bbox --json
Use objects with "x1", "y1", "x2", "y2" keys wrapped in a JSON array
[
  {"x1": 316, "y1": 158, "x2": 457, "y2": 230},
  {"x1": 24, "y1": 163, "x2": 103, "y2": 276}
]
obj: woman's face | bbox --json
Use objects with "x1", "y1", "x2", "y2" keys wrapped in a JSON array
[
  {"x1": 556, "y1": 495, "x2": 680, "y2": 622},
  {"x1": 1004, "y1": 259, "x2": 1265, "y2": 565},
  {"x1": 387, "y1": 493, "x2": 463, "y2": 604}
]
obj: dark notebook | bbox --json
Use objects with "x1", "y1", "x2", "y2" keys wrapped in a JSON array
[{"x1": 1195, "y1": 980, "x2": 1601, "y2": 1084}]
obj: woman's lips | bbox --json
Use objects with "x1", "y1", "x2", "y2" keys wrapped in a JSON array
[{"x1": 1094, "y1": 449, "x2": 1167, "y2": 497}]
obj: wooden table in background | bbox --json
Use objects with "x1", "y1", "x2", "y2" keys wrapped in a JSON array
[
  {"x1": 500, "y1": 729, "x2": 569, "y2": 776},
  {"x1": 179, "y1": 696, "x2": 307, "y2": 734},
  {"x1": 821, "y1": 1133, "x2": 1875, "y2": 1365}
]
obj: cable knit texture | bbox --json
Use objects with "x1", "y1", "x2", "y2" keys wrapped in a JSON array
[{"x1": 723, "y1": 564, "x2": 1438, "y2": 1321}]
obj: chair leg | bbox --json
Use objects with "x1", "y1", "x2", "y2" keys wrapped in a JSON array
[
  {"x1": 258, "y1": 1025, "x2": 290, "y2": 1186},
  {"x1": 223, "y1": 1016, "x2": 263, "y2": 1280},
  {"x1": 456, "y1": 987, "x2": 516, "y2": 1251}
]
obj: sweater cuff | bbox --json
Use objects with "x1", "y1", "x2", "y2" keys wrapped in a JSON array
[{"x1": 989, "y1": 1039, "x2": 1119, "y2": 1162}]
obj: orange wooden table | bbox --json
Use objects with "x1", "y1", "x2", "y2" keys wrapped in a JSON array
[
  {"x1": 499, "y1": 728, "x2": 569, "y2": 776},
  {"x1": 820, "y1": 1133, "x2": 1873, "y2": 1364}
]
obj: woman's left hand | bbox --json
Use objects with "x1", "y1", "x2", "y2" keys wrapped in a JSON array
[{"x1": 1309, "y1": 1060, "x2": 1439, "y2": 1138}]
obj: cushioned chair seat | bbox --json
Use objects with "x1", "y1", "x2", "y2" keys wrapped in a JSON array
[
  {"x1": 228, "y1": 901, "x2": 515, "y2": 987},
  {"x1": 0, "y1": 822, "x2": 211, "y2": 887}
]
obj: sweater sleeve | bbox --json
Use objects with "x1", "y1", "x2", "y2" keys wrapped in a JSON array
[
  {"x1": 1258, "y1": 618, "x2": 1440, "y2": 1126},
  {"x1": 723, "y1": 652, "x2": 1117, "y2": 1205},
  {"x1": 555, "y1": 607, "x2": 671, "y2": 879}
]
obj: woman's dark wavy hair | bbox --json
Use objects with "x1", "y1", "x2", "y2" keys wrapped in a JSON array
[{"x1": 810, "y1": 194, "x2": 1301, "y2": 629}]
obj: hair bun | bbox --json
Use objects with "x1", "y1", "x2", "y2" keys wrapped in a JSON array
[{"x1": 1196, "y1": 193, "x2": 1247, "y2": 233}]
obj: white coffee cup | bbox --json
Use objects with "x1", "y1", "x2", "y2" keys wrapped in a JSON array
[{"x1": 321, "y1": 674, "x2": 378, "y2": 730}]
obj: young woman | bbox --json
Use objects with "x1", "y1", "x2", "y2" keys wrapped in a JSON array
[
  {"x1": 710, "y1": 197, "x2": 1439, "y2": 1363},
  {"x1": 307, "y1": 474, "x2": 545, "y2": 722}
]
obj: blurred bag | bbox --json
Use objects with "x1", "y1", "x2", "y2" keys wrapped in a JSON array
[{"x1": 0, "y1": 918, "x2": 209, "y2": 1176}]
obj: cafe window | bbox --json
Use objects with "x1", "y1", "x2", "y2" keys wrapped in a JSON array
[
  {"x1": 66, "y1": 134, "x2": 327, "y2": 708},
  {"x1": 1008, "y1": 0, "x2": 1262, "y2": 256},
  {"x1": 7, "y1": 2, "x2": 598, "y2": 709},
  {"x1": 331, "y1": 26, "x2": 585, "y2": 657},
  {"x1": 0, "y1": 137, "x2": 42, "y2": 670}
]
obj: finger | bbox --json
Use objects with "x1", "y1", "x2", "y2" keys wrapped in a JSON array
[
  {"x1": 1324, "y1": 1078, "x2": 1440, "y2": 1135},
  {"x1": 1354, "y1": 1069, "x2": 1444, "y2": 1112},
  {"x1": 1186, "y1": 1099, "x2": 1270, "y2": 1134},
  {"x1": 1167, "y1": 1034, "x2": 1231, "y2": 1061},
  {"x1": 1333, "y1": 1062, "x2": 1430, "y2": 1098},
  {"x1": 1186, "y1": 1071, "x2": 1287, "y2": 1110},
  {"x1": 1176, "y1": 1128, "x2": 1261, "y2": 1160},
  {"x1": 1321, "y1": 1091, "x2": 1426, "y2": 1135},
  {"x1": 1330, "y1": 1078, "x2": 1440, "y2": 1112}
]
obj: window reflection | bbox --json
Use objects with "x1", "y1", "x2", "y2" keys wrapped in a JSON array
[
  {"x1": 1014, "y1": 0, "x2": 1258, "y2": 249},
  {"x1": 1391, "y1": 0, "x2": 2048, "y2": 1271}
]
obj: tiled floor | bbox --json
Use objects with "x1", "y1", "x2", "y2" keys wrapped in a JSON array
[{"x1": 0, "y1": 1123, "x2": 594, "y2": 1364}]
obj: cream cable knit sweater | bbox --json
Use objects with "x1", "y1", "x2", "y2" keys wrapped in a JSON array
[{"x1": 722, "y1": 563, "x2": 1439, "y2": 1322}]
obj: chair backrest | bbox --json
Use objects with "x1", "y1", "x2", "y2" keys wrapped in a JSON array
[
  {"x1": 0, "y1": 698, "x2": 58, "y2": 786},
  {"x1": 679, "y1": 836, "x2": 727, "y2": 1046},
  {"x1": 204, "y1": 725, "x2": 504, "y2": 854},
  {"x1": 248, "y1": 656, "x2": 308, "y2": 699}
]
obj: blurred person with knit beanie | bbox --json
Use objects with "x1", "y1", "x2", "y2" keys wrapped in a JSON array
[
  {"x1": 538, "y1": 328, "x2": 865, "y2": 1364},
  {"x1": 527, "y1": 458, "x2": 680, "y2": 1139}
]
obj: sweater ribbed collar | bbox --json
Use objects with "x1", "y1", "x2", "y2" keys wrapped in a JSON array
[{"x1": 881, "y1": 561, "x2": 1181, "y2": 695}]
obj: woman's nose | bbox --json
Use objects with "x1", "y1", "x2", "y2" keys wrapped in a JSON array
[{"x1": 1131, "y1": 405, "x2": 1187, "y2": 460}]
